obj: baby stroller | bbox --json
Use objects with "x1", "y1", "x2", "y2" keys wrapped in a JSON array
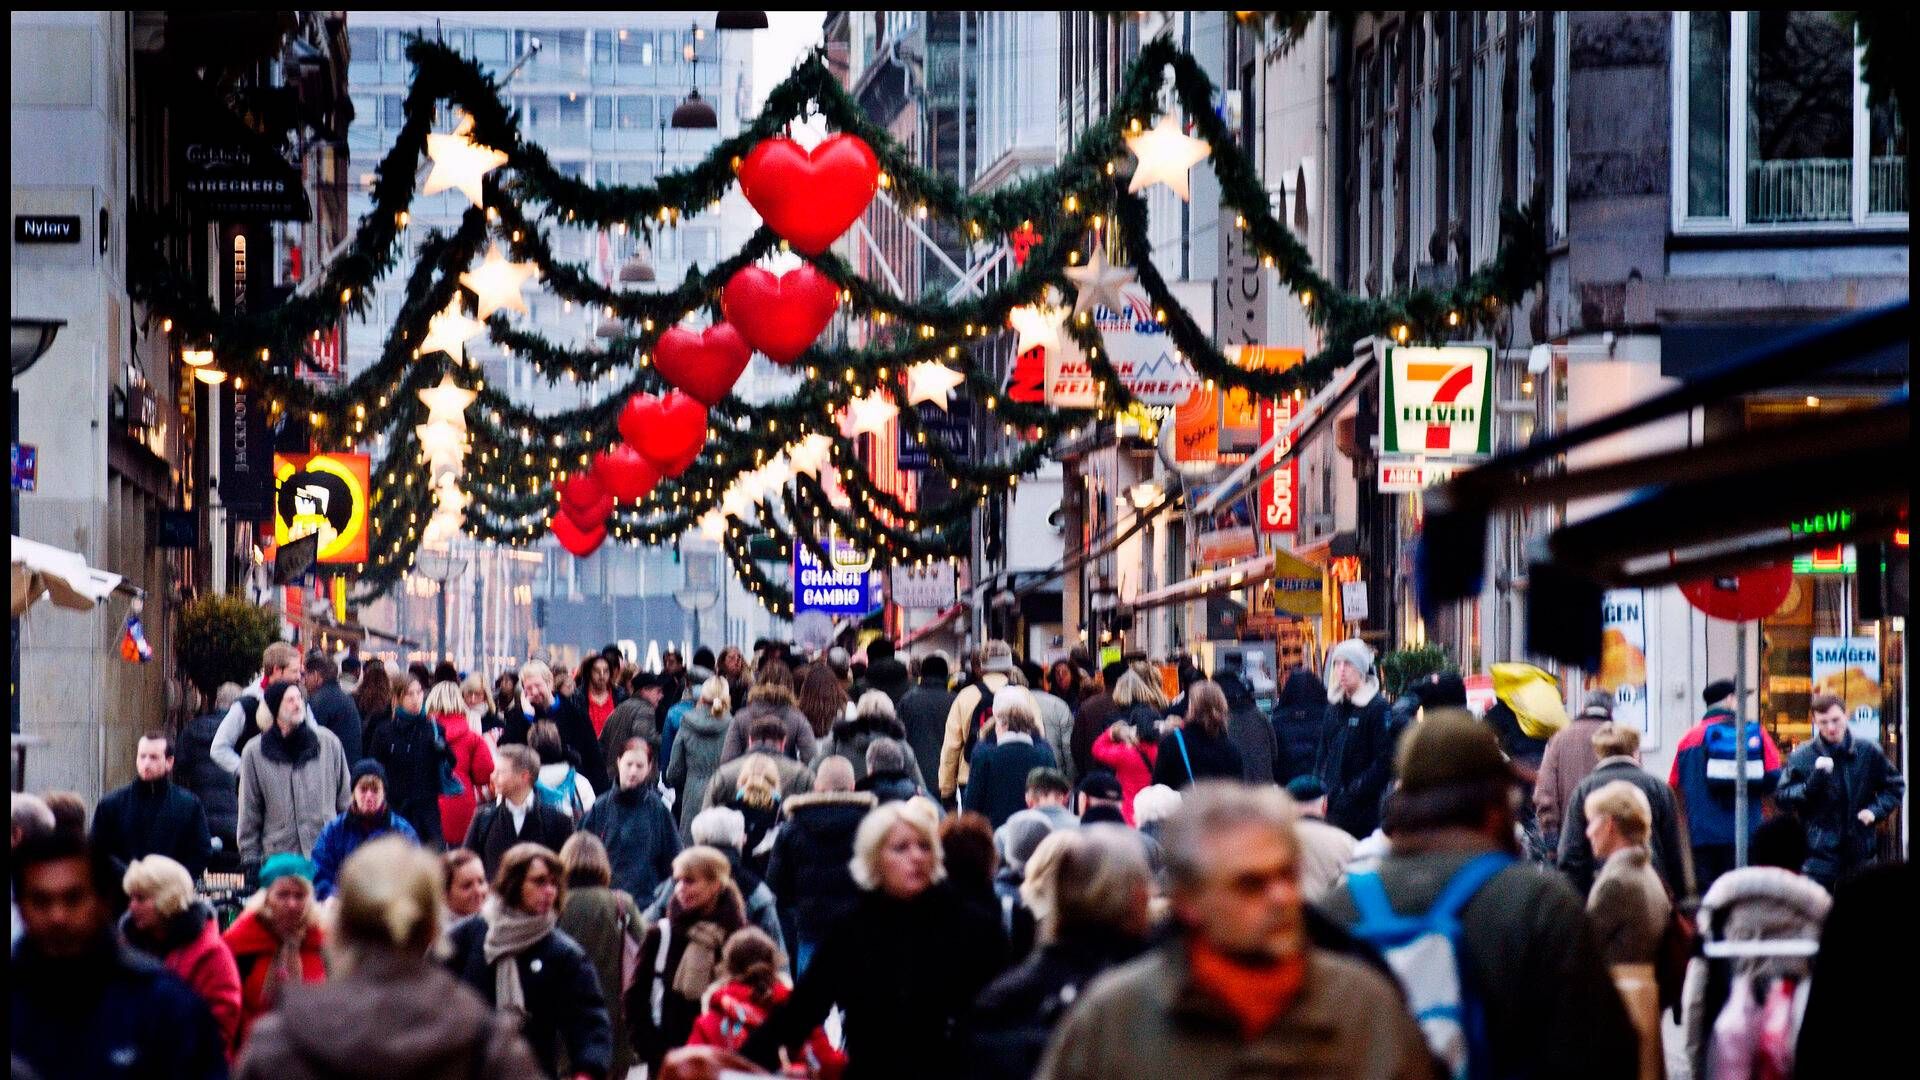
[{"x1": 1681, "y1": 867, "x2": 1830, "y2": 1080}]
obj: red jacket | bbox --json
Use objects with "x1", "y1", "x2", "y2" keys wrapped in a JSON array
[
  {"x1": 222, "y1": 908, "x2": 327, "y2": 1049},
  {"x1": 165, "y1": 909, "x2": 245, "y2": 1057},
  {"x1": 435, "y1": 712, "x2": 495, "y2": 845},
  {"x1": 1091, "y1": 731, "x2": 1158, "y2": 825},
  {"x1": 688, "y1": 980, "x2": 844, "y2": 1079}
]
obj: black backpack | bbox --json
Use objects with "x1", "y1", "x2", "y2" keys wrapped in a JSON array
[
  {"x1": 233, "y1": 694, "x2": 265, "y2": 758},
  {"x1": 961, "y1": 680, "x2": 998, "y2": 760}
]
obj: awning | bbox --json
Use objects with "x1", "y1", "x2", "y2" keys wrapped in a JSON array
[
  {"x1": 1131, "y1": 548, "x2": 1325, "y2": 614},
  {"x1": 11, "y1": 535, "x2": 127, "y2": 616},
  {"x1": 900, "y1": 601, "x2": 969, "y2": 648}
]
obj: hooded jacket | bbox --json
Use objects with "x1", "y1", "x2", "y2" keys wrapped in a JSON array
[
  {"x1": 1775, "y1": 730, "x2": 1905, "y2": 886},
  {"x1": 764, "y1": 791, "x2": 877, "y2": 947},
  {"x1": 237, "y1": 720, "x2": 352, "y2": 864},
  {"x1": 579, "y1": 782, "x2": 683, "y2": 902},
  {"x1": 435, "y1": 711, "x2": 495, "y2": 845},
  {"x1": 1271, "y1": 665, "x2": 1328, "y2": 784},
  {"x1": 235, "y1": 948, "x2": 541, "y2": 1080},
  {"x1": 1314, "y1": 642, "x2": 1396, "y2": 838},
  {"x1": 665, "y1": 701, "x2": 735, "y2": 836},
  {"x1": 940, "y1": 673, "x2": 1013, "y2": 798},
  {"x1": 1681, "y1": 867, "x2": 1831, "y2": 1079},
  {"x1": 119, "y1": 899, "x2": 243, "y2": 1054}
]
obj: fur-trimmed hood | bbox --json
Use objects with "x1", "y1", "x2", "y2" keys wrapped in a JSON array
[
  {"x1": 1324, "y1": 638, "x2": 1380, "y2": 706},
  {"x1": 780, "y1": 790, "x2": 878, "y2": 819},
  {"x1": 1698, "y1": 865, "x2": 1832, "y2": 938}
]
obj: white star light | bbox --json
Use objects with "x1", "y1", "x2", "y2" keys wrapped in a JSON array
[
  {"x1": 904, "y1": 361, "x2": 966, "y2": 410},
  {"x1": 757, "y1": 453, "x2": 793, "y2": 493},
  {"x1": 1063, "y1": 244, "x2": 1138, "y2": 317},
  {"x1": 459, "y1": 245, "x2": 538, "y2": 319},
  {"x1": 414, "y1": 421, "x2": 468, "y2": 465},
  {"x1": 418, "y1": 298, "x2": 486, "y2": 361},
  {"x1": 423, "y1": 115, "x2": 509, "y2": 208},
  {"x1": 720, "y1": 485, "x2": 753, "y2": 520},
  {"x1": 845, "y1": 390, "x2": 900, "y2": 438},
  {"x1": 1009, "y1": 303, "x2": 1067, "y2": 356},
  {"x1": 698, "y1": 511, "x2": 726, "y2": 542},
  {"x1": 1126, "y1": 114, "x2": 1212, "y2": 202},
  {"x1": 417, "y1": 374, "x2": 478, "y2": 427},
  {"x1": 787, "y1": 434, "x2": 834, "y2": 478}
]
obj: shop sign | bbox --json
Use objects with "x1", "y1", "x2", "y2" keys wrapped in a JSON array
[
  {"x1": 1046, "y1": 284, "x2": 1206, "y2": 408},
  {"x1": 890, "y1": 561, "x2": 957, "y2": 611},
  {"x1": 14, "y1": 215, "x2": 81, "y2": 244},
  {"x1": 1599, "y1": 589, "x2": 1650, "y2": 737},
  {"x1": 303, "y1": 326, "x2": 342, "y2": 388},
  {"x1": 1792, "y1": 545, "x2": 1856, "y2": 575},
  {"x1": 1269, "y1": 547, "x2": 1324, "y2": 617},
  {"x1": 793, "y1": 539, "x2": 879, "y2": 615},
  {"x1": 1381, "y1": 345, "x2": 1495, "y2": 456},
  {"x1": 1191, "y1": 483, "x2": 1257, "y2": 567},
  {"x1": 896, "y1": 400, "x2": 972, "y2": 472},
  {"x1": 1377, "y1": 458, "x2": 1468, "y2": 493},
  {"x1": 1173, "y1": 387, "x2": 1218, "y2": 464},
  {"x1": 273, "y1": 453, "x2": 371, "y2": 563},
  {"x1": 1463, "y1": 673, "x2": 1495, "y2": 716},
  {"x1": 1811, "y1": 636, "x2": 1881, "y2": 744},
  {"x1": 220, "y1": 383, "x2": 276, "y2": 520},
  {"x1": 1340, "y1": 580, "x2": 1369, "y2": 623},
  {"x1": 1258, "y1": 395, "x2": 1297, "y2": 532},
  {"x1": 11, "y1": 443, "x2": 36, "y2": 492}
]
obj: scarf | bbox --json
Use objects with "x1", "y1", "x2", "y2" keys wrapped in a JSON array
[
  {"x1": 262, "y1": 919, "x2": 312, "y2": 1007},
  {"x1": 482, "y1": 897, "x2": 558, "y2": 1022},
  {"x1": 1187, "y1": 938, "x2": 1308, "y2": 1039},
  {"x1": 666, "y1": 887, "x2": 746, "y2": 1001}
]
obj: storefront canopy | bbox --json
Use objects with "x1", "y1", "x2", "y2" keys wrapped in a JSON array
[
  {"x1": 1130, "y1": 548, "x2": 1324, "y2": 615},
  {"x1": 10, "y1": 535, "x2": 126, "y2": 616}
]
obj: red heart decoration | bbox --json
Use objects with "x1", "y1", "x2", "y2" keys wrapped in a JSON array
[
  {"x1": 558, "y1": 473, "x2": 614, "y2": 529},
  {"x1": 591, "y1": 445, "x2": 660, "y2": 503},
  {"x1": 722, "y1": 264, "x2": 840, "y2": 364},
  {"x1": 618, "y1": 391, "x2": 709, "y2": 478},
  {"x1": 653, "y1": 323, "x2": 752, "y2": 405},
  {"x1": 550, "y1": 511, "x2": 607, "y2": 558},
  {"x1": 738, "y1": 134, "x2": 880, "y2": 255}
]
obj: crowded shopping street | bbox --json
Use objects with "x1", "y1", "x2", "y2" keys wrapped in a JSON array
[{"x1": 9, "y1": 9, "x2": 1911, "y2": 1080}]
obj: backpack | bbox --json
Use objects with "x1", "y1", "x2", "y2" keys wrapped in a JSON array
[
  {"x1": 234, "y1": 694, "x2": 266, "y2": 758},
  {"x1": 537, "y1": 767, "x2": 588, "y2": 825},
  {"x1": 1347, "y1": 851, "x2": 1512, "y2": 1080},
  {"x1": 1702, "y1": 719, "x2": 1768, "y2": 800},
  {"x1": 961, "y1": 681, "x2": 998, "y2": 760}
]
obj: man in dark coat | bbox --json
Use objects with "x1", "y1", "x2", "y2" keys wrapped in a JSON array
[
  {"x1": 302, "y1": 648, "x2": 363, "y2": 766},
  {"x1": 172, "y1": 687, "x2": 243, "y2": 872},
  {"x1": 764, "y1": 757, "x2": 876, "y2": 975},
  {"x1": 1069, "y1": 660, "x2": 1128, "y2": 781},
  {"x1": 964, "y1": 693, "x2": 1060, "y2": 829},
  {"x1": 90, "y1": 731, "x2": 212, "y2": 881},
  {"x1": 1555, "y1": 723, "x2": 1692, "y2": 899},
  {"x1": 11, "y1": 832, "x2": 228, "y2": 1079},
  {"x1": 579, "y1": 736, "x2": 682, "y2": 902},
  {"x1": 460, "y1": 744, "x2": 574, "y2": 880},
  {"x1": 499, "y1": 660, "x2": 609, "y2": 796},
  {"x1": 898, "y1": 653, "x2": 958, "y2": 788},
  {"x1": 1313, "y1": 639, "x2": 1397, "y2": 838},
  {"x1": 1269, "y1": 661, "x2": 1326, "y2": 784},
  {"x1": 1775, "y1": 692, "x2": 1907, "y2": 889}
]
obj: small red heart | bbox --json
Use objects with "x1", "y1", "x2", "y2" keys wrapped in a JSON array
[
  {"x1": 550, "y1": 511, "x2": 607, "y2": 557},
  {"x1": 558, "y1": 473, "x2": 614, "y2": 529},
  {"x1": 738, "y1": 134, "x2": 880, "y2": 255},
  {"x1": 722, "y1": 264, "x2": 840, "y2": 364},
  {"x1": 653, "y1": 323, "x2": 752, "y2": 405},
  {"x1": 591, "y1": 445, "x2": 660, "y2": 503},
  {"x1": 619, "y1": 391, "x2": 709, "y2": 478}
]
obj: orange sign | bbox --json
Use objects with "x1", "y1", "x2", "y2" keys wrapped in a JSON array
[
  {"x1": 273, "y1": 453, "x2": 371, "y2": 563},
  {"x1": 1174, "y1": 388, "x2": 1219, "y2": 464}
]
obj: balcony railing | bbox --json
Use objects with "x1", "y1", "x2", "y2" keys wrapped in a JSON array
[
  {"x1": 1747, "y1": 157, "x2": 1850, "y2": 223},
  {"x1": 1869, "y1": 155, "x2": 1907, "y2": 215}
]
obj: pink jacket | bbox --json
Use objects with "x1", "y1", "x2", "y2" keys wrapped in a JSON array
[
  {"x1": 435, "y1": 713, "x2": 495, "y2": 845},
  {"x1": 1091, "y1": 731, "x2": 1158, "y2": 825},
  {"x1": 166, "y1": 909, "x2": 245, "y2": 1057}
]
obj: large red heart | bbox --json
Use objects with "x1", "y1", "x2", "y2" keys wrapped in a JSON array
[
  {"x1": 618, "y1": 391, "x2": 709, "y2": 478},
  {"x1": 550, "y1": 511, "x2": 606, "y2": 557},
  {"x1": 653, "y1": 323, "x2": 752, "y2": 405},
  {"x1": 722, "y1": 264, "x2": 840, "y2": 364},
  {"x1": 738, "y1": 134, "x2": 880, "y2": 255},
  {"x1": 558, "y1": 472, "x2": 614, "y2": 529},
  {"x1": 591, "y1": 445, "x2": 660, "y2": 503}
]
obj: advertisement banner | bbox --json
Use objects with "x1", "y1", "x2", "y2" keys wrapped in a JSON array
[
  {"x1": 1046, "y1": 284, "x2": 1208, "y2": 408},
  {"x1": 1258, "y1": 395, "x2": 1297, "y2": 533},
  {"x1": 1173, "y1": 388, "x2": 1219, "y2": 465},
  {"x1": 273, "y1": 453, "x2": 371, "y2": 563},
  {"x1": 1599, "y1": 589, "x2": 1651, "y2": 736},
  {"x1": 1811, "y1": 636, "x2": 1882, "y2": 744},
  {"x1": 1222, "y1": 346, "x2": 1303, "y2": 453},
  {"x1": 1381, "y1": 345, "x2": 1495, "y2": 456},
  {"x1": 1268, "y1": 548, "x2": 1324, "y2": 617},
  {"x1": 793, "y1": 539, "x2": 879, "y2": 616},
  {"x1": 897, "y1": 400, "x2": 973, "y2": 472},
  {"x1": 221, "y1": 383, "x2": 277, "y2": 520},
  {"x1": 1191, "y1": 483, "x2": 1258, "y2": 567},
  {"x1": 890, "y1": 561, "x2": 958, "y2": 611}
]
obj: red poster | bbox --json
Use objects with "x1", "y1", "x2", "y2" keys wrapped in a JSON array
[{"x1": 1258, "y1": 397, "x2": 1297, "y2": 533}]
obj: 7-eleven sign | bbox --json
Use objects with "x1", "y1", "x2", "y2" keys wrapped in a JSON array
[{"x1": 1381, "y1": 345, "x2": 1494, "y2": 457}]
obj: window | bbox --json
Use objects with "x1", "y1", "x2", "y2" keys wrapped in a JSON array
[
  {"x1": 1675, "y1": 11, "x2": 1906, "y2": 229},
  {"x1": 617, "y1": 95, "x2": 653, "y2": 130},
  {"x1": 1551, "y1": 11, "x2": 1569, "y2": 242},
  {"x1": 382, "y1": 95, "x2": 404, "y2": 130},
  {"x1": 659, "y1": 31, "x2": 678, "y2": 66},
  {"x1": 1470, "y1": 12, "x2": 1507, "y2": 265},
  {"x1": 594, "y1": 96, "x2": 613, "y2": 129},
  {"x1": 594, "y1": 31, "x2": 612, "y2": 65},
  {"x1": 559, "y1": 94, "x2": 585, "y2": 126},
  {"x1": 385, "y1": 30, "x2": 407, "y2": 63},
  {"x1": 472, "y1": 30, "x2": 509, "y2": 63},
  {"x1": 347, "y1": 28, "x2": 378, "y2": 65},
  {"x1": 618, "y1": 30, "x2": 651, "y2": 65}
]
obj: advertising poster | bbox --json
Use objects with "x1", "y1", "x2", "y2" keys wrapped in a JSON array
[
  {"x1": 1190, "y1": 483, "x2": 1258, "y2": 567},
  {"x1": 1811, "y1": 636, "x2": 1882, "y2": 744},
  {"x1": 1257, "y1": 395, "x2": 1297, "y2": 533},
  {"x1": 1599, "y1": 589, "x2": 1651, "y2": 736},
  {"x1": 1174, "y1": 387, "x2": 1219, "y2": 465},
  {"x1": 273, "y1": 453, "x2": 370, "y2": 563},
  {"x1": 1047, "y1": 284, "x2": 1208, "y2": 408}
]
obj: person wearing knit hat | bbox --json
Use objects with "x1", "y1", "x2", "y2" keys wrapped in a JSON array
[
  {"x1": 1669, "y1": 676, "x2": 1784, "y2": 894},
  {"x1": 1534, "y1": 690, "x2": 1620, "y2": 854},
  {"x1": 236, "y1": 679, "x2": 351, "y2": 871},
  {"x1": 309, "y1": 759, "x2": 420, "y2": 901},
  {"x1": 224, "y1": 848, "x2": 327, "y2": 1048},
  {"x1": 1314, "y1": 639, "x2": 1396, "y2": 839},
  {"x1": 1322, "y1": 712, "x2": 1638, "y2": 1079},
  {"x1": 258, "y1": 851, "x2": 316, "y2": 891}
]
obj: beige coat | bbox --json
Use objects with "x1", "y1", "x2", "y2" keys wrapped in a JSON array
[
  {"x1": 1295, "y1": 815, "x2": 1359, "y2": 903},
  {"x1": 1535, "y1": 717, "x2": 1607, "y2": 842},
  {"x1": 937, "y1": 673, "x2": 1010, "y2": 798},
  {"x1": 1587, "y1": 846, "x2": 1671, "y2": 967}
]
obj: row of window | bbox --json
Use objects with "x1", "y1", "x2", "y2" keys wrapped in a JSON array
[
  {"x1": 347, "y1": 27, "x2": 717, "y2": 69},
  {"x1": 351, "y1": 93, "x2": 728, "y2": 139}
]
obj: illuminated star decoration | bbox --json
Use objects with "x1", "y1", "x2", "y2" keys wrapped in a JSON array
[
  {"x1": 417, "y1": 373, "x2": 479, "y2": 427},
  {"x1": 699, "y1": 510, "x2": 726, "y2": 542},
  {"x1": 1063, "y1": 244, "x2": 1137, "y2": 317},
  {"x1": 845, "y1": 389, "x2": 901, "y2": 438},
  {"x1": 1126, "y1": 113, "x2": 1212, "y2": 202},
  {"x1": 423, "y1": 114, "x2": 509, "y2": 208},
  {"x1": 459, "y1": 245, "x2": 538, "y2": 319},
  {"x1": 787, "y1": 433, "x2": 834, "y2": 478},
  {"x1": 414, "y1": 421, "x2": 468, "y2": 464},
  {"x1": 905, "y1": 361, "x2": 966, "y2": 410},
  {"x1": 418, "y1": 297, "x2": 486, "y2": 362},
  {"x1": 1008, "y1": 302, "x2": 1067, "y2": 356},
  {"x1": 720, "y1": 485, "x2": 753, "y2": 521}
]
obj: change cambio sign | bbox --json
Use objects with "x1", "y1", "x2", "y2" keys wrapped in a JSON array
[{"x1": 794, "y1": 540, "x2": 880, "y2": 616}]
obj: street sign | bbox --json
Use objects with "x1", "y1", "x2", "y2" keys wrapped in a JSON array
[
  {"x1": 11, "y1": 444, "x2": 36, "y2": 492},
  {"x1": 890, "y1": 561, "x2": 957, "y2": 610},
  {"x1": 14, "y1": 215, "x2": 81, "y2": 244},
  {"x1": 1678, "y1": 564, "x2": 1793, "y2": 621}
]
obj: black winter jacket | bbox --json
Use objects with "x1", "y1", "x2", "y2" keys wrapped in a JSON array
[
  {"x1": 964, "y1": 736, "x2": 1059, "y2": 829},
  {"x1": 764, "y1": 791, "x2": 876, "y2": 947},
  {"x1": 1271, "y1": 666, "x2": 1327, "y2": 784},
  {"x1": 306, "y1": 678, "x2": 364, "y2": 766},
  {"x1": 898, "y1": 680, "x2": 957, "y2": 789},
  {"x1": 11, "y1": 932, "x2": 228, "y2": 1080},
  {"x1": 579, "y1": 784, "x2": 682, "y2": 902},
  {"x1": 445, "y1": 915, "x2": 612, "y2": 1079},
  {"x1": 1776, "y1": 732, "x2": 1906, "y2": 886},
  {"x1": 90, "y1": 777, "x2": 212, "y2": 880},
  {"x1": 368, "y1": 708, "x2": 450, "y2": 848},
  {"x1": 462, "y1": 797, "x2": 577, "y2": 881},
  {"x1": 1150, "y1": 726, "x2": 1246, "y2": 790},
  {"x1": 174, "y1": 710, "x2": 239, "y2": 866},
  {"x1": 963, "y1": 927, "x2": 1147, "y2": 1080},
  {"x1": 499, "y1": 697, "x2": 610, "y2": 796},
  {"x1": 1314, "y1": 689, "x2": 1397, "y2": 838}
]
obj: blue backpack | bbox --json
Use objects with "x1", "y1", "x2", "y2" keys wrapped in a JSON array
[
  {"x1": 1702, "y1": 718, "x2": 1768, "y2": 800},
  {"x1": 1347, "y1": 852, "x2": 1512, "y2": 1080}
]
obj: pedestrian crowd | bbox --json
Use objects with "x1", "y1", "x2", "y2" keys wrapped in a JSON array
[{"x1": 9, "y1": 634, "x2": 1907, "y2": 1079}]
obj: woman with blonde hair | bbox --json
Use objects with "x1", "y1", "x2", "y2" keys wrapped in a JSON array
[
  {"x1": 431, "y1": 680, "x2": 495, "y2": 846},
  {"x1": 666, "y1": 676, "x2": 738, "y2": 838},
  {"x1": 720, "y1": 754, "x2": 786, "y2": 876},
  {"x1": 813, "y1": 689, "x2": 924, "y2": 787},
  {"x1": 630, "y1": 846, "x2": 749, "y2": 1071},
  {"x1": 1090, "y1": 671, "x2": 1166, "y2": 824},
  {"x1": 223, "y1": 852, "x2": 327, "y2": 1050},
  {"x1": 557, "y1": 832, "x2": 646, "y2": 1078},
  {"x1": 742, "y1": 799, "x2": 1007, "y2": 1079},
  {"x1": 122, "y1": 854, "x2": 244, "y2": 1054},
  {"x1": 235, "y1": 837, "x2": 542, "y2": 1078}
]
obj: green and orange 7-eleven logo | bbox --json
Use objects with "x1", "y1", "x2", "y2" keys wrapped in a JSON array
[{"x1": 1381, "y1": 345, "x2": 1495, "y2": 457}]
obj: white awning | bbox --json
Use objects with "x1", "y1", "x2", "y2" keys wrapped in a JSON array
[
  {"x1": 1131, "y1": 554, "x2": 1279, "y2": 612},
  {"x1": 11, "y1": 535, "x2": 124, "y2": 617}
]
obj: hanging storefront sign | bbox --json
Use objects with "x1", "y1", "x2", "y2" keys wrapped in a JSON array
[
  {"x1": 172, "y1": 78, "x2": 311, "y2": 222},
  {"x1": 1378, "y1": 344, "x2": 1494, "y2": 492},
  {"x1": 1811, "y1": 636, "x2": 1882, "y2": 744},
  {"x1": 1340, "y1": 580, "x2": 1370, "y2": 623},
  {"x1": 1599, "y1": 589, "x2": 1650, "y2": 737},
  {"x1": 890, "y1": 561, "x2": 958, "y2": 611},
  {"x1": 1222, "y1": 347, "x2": 1303, "y2": 453},
  {"x1": 1269, "y1": 547, "x2": 1324, "y2": 617},
  {"x1": 1191, "y1": 483, "x2": 1258, "y2": 567},
  {"x1": 220, "y1": 382, "x2": 277, "y2": 520},
  {"x1": 273, "y1": 452, "x2": 371, "y2": 564},
  {"x1": 1258, "y1": 395, "x2": 1297, "y2": 533},
  {"x1": 896, "y1": 399, "x2": 973, "y2": 472},
  {"x1": 793, "y1": 539, "x2": 879, "y2": 616},
  {"x1": 1377, "y1": 458, "x2": 1469, "y2": 493},
  {"x1": 1046, "y1": 284, "x2": 1208, "y2": 408},
  {"x1": 1174, "y1": 387, "x2": 1219, "y2": 465}
]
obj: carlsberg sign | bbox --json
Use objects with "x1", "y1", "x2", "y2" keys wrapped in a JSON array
[{"x1": 1381, "y1": 345, "x2": 1495, "y2": 457}]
